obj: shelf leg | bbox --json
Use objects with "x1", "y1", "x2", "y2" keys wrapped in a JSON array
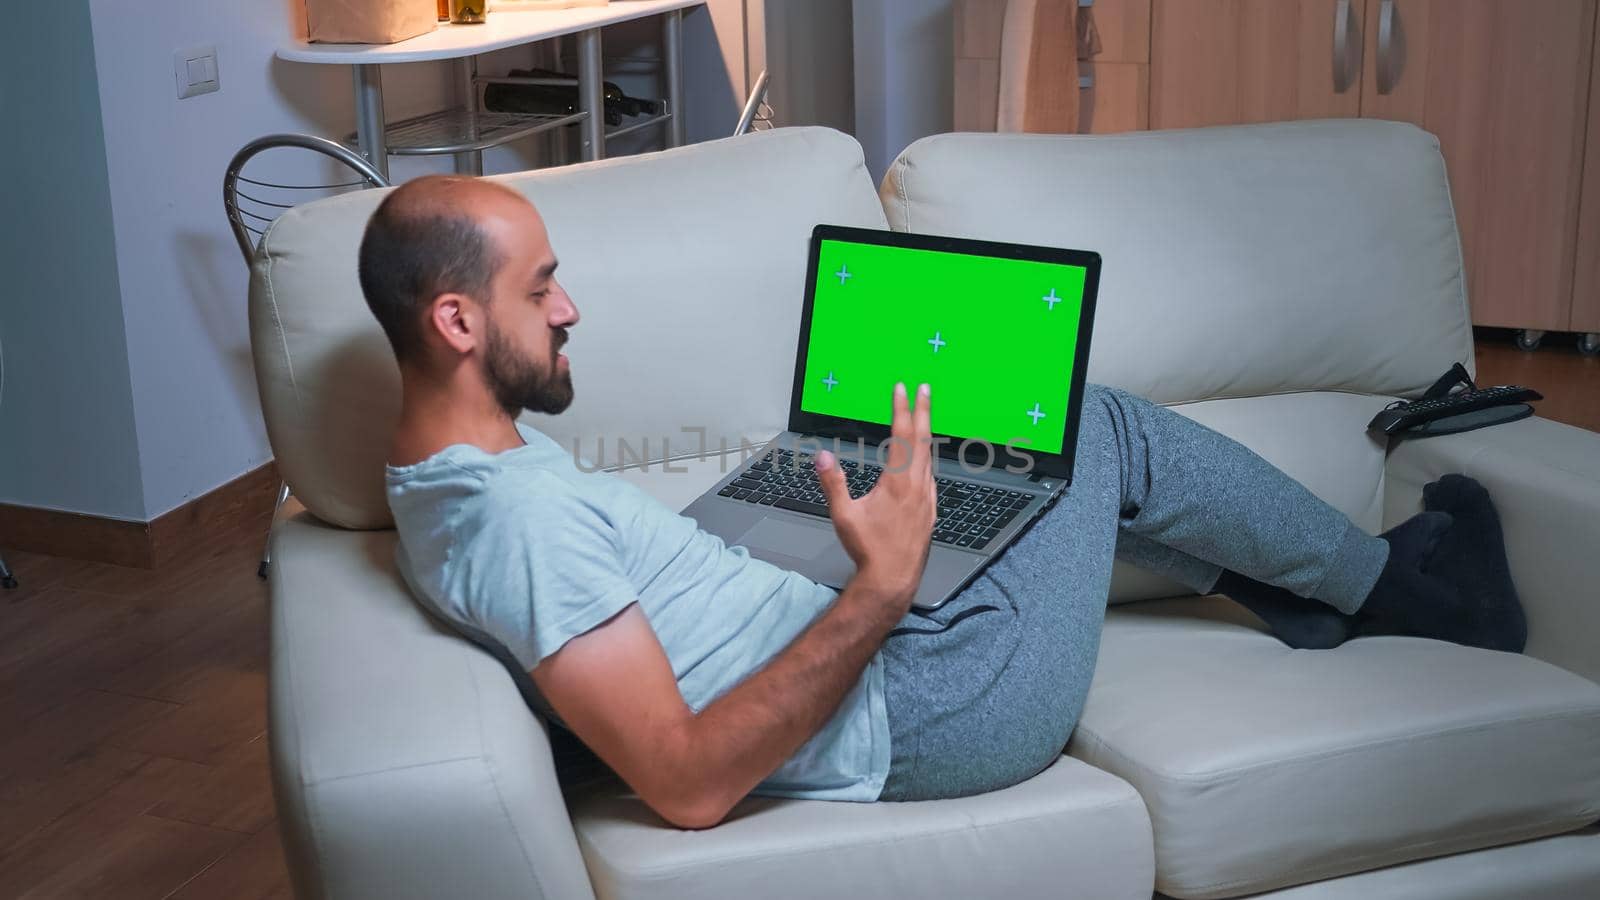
[
  {"x1": 663, "y1": 8, "x2": 685, "y2": 148},
  {"x1": 455, "y1": 57, "x2": 484, "y2": 176},
  {"x1": 353, "y1": 64, "x2": 389, "y2": 181},
  {"x1": 576, "y1": 27, "x2": 605, "y2": 162}
]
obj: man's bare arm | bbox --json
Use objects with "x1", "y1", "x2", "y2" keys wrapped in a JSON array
[
  {"x1": 532, "y1": 383, "x2": 936, "y2": 829},
  {"x1": 534, "y1": 577, "x2": 906, "y2": 828}
]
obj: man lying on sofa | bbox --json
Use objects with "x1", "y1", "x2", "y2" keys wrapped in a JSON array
[{"x1": 366, "y1": 175, "x2": 1525, "y2": 829}]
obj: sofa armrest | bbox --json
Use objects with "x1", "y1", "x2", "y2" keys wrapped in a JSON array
[
  {"x1": 268, "y1": 513, "x2": 597, "y2": 900},
  {"x1": 1383, "y1": 416, "x2": 1600, "y2": 683}
]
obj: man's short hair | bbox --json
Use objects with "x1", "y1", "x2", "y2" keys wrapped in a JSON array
[{"x1": 357, "y1": 179, "x2": 502, "y2": 363}]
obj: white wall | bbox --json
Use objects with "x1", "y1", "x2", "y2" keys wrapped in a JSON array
[
  {"x1": 751, "y1": 0, "x2": 856, "y2": 135},
  {"x1": 85, "y1": 0, "x2": 467, "y2": 519},
  {"x1": 0, "y1": 0, "x2": 762, "y2": 521},
  {"x1": 0, "y1": 0, "x2": 146, "y2": 519},
  {"x1": 683, "y1": 0, "x2": 751, "y2": 141},
  {"x1": 851, "y1": 0, "x2": 953, "y2": 183},
  {"x1": 77, "y1": 1, "x2": 746, "y2": 519}
]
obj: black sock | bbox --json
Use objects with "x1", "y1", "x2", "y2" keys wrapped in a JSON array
[
  {"x1": 1214, "y1": 570, "x2": 1355, "y2": 649},
  {"x1": 1355, "y1": 478, "x2": 1527, "y2": 652},
  {"x1": 1417, "y1": 474, "x2": 1526, "y2": 653},
  {"x1": 1349, "y1": 511, "x2": 1455, "y2": 636},
  {"x1": 1216, "y1": 511, "x2": 1451, "y2": 650},
  {"x1": 1219, "y1": 480, "x2": 1525, "y2": 653}
]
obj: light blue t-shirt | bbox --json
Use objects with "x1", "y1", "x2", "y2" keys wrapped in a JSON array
[{"x1": 385, "y1": 423, "x2": 891, "y2": 801}]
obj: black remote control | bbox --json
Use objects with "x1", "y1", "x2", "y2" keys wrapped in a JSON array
[{"x1": 1367, "y1": 385, "x2": 1543, "y2": 436}]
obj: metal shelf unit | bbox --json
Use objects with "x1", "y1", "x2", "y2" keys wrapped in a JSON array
[
  {"x1": 347, "y1": 107, "x2": 587, "y2": 156},
  {"x1": 605, "y1": 107, "x2": 672, "y2": 141},
  {"x1": 279, "y1": 0, "x2": 699, "y2": 179},
  {"x1": 348, "y1": 101, "x2": 673, "y2": 158}
]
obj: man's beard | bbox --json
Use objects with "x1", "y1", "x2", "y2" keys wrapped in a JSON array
[{"x1": 482, "y1": 320, "x2": 573, "y2": 417}]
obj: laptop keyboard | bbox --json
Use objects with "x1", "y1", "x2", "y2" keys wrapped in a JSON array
[{"x1": 715, "y1": 447, "x2": 1032, "y2": 550}]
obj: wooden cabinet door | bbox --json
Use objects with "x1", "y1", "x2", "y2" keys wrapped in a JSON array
[
  {"x1": 1080, "y1": 0, "x2": 1151, "y2": 63},
  {"x1": 1079, "y1": 62, "x2": 1150, "y2": 133},
  {"x1": 1360, "y1": 0, "x2": 1595, "y2": 330},
  {"x1": 1079, "y1": 0, "x2": 1152, "y2": 133},
  {"x1": 1150, "y1": 0, "x2": 1365, "y2": 129},
  {"x1": 954, "y1": 0, "x2": 1007, "y2": 132},
  {"x1": 1569, "y1": 1, "x2": 1600, "y2": 335},
  {"x1": 954, "y1": 0, "x2": 1150, "y2": 133}
]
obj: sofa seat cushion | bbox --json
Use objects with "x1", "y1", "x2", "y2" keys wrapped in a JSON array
[
  {"x1": 1068, "y1": 597, "x2": 1600, "y2": 899},
  {"x1": 1231, "y1": 826, "x2": 1600, "y2": 900},
  {"x1": 569, "y1": 755, "x2": 1154, "y2": 900}
]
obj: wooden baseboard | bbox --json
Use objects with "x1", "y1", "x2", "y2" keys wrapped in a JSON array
[
  {"x1": 0, "y1": 505, "x2": 155, "y2": 569},
  {"x1": 0, "y1": 462, "x2": 281, "y2": 569}
]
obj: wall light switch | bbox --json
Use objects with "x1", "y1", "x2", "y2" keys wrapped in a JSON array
[{"x1": 175, "y1": 45, "x2": 220, "y2": 99}]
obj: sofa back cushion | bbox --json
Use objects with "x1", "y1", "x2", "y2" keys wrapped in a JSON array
[
  {"x1": 251, "y1": 127, "x2": 887, "y2": 529},
  {"x1": 882, "y1": 120, "x2": 1473, "y2": 602},
  {"x1": 879, "y1": 120, "x2": 1474, "y2": 405}
]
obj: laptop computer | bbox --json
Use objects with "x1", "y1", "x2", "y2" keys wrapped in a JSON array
[{"x1": 682, "y1": 224, "x2": 1101, "y2": 610}]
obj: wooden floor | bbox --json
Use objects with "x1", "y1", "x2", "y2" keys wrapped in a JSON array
[
  {"x1": 0, "y1": 504, "x2": 291, "y2": 899},
  {"x1": 1472, "y1": 330, "x2": 1600, "y2": 433},
  {"x1": 0, "y1": 337, "x2": 1593, "y2": 899}
]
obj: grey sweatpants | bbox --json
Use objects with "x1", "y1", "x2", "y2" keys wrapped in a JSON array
[{"x1": 878, "y1": 384, "x2": 1388, "y2": 801}]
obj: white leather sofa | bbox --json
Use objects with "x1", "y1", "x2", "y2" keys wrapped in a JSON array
[{"x1": 251, "y1": 121, "x2": 1600, "y2": 900}]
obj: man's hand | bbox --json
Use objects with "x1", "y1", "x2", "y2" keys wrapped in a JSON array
[{"x1": 815, "y1": 382, "x2": 937, "y2": 602}]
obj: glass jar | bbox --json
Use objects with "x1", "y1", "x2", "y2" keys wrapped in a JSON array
[
  {"x1": 437, "y1": 0, "x2": 450, "y2": 20},
  {"x1": 449, "y1": 0, "x2": 487, "y2": 24}
]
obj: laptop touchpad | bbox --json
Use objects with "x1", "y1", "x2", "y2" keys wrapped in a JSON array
[{"x1": 736, "y1": 517, "x2": 835, "y2": 559}]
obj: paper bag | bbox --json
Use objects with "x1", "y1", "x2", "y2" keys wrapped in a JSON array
[{"x1": 306, "y1": 0, "x2": 438, "y2": 44}]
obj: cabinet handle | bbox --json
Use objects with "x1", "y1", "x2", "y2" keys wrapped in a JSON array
[
  {"x1": 1332, "y1": 0, "x2": 1355, "y2": 93},
  {"x1": 1377, "y1": 0, "x2": 1398, "y2": 95}
]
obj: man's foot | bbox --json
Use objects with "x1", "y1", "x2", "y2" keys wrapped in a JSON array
[
  {"x1": 1351, "y1": 510, "x2": 1455, "y2": 638},
  {"x1": 1219, "y1": 511, "x2": 1451, "y2": 650},
  {"x1": 1420, "y1": 474, "x2": 1526, "y2": 653},
  {"x1": 1356, "y1": 478, "x2": 1527, "y2": 653},
  {"x1": 1215, "y1": 572, "x2": 1355, "y2": 649}
]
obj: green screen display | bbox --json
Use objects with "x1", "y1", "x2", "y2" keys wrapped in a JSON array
[{"x1": 800, "y1": 238, "x2": 1087, "y2": 455}]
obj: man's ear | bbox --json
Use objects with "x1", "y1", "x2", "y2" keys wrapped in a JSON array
[{"x1": 426, "y1": 293, "x2": 480, "y2": 356}]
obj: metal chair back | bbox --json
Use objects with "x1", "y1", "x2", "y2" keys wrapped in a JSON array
[
  {"x1": 734, "y1": 70, "x2": 775, "y2": 137},
  {"x1": 223, "y1": 133, "x2": 390, "y2": 264}
]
